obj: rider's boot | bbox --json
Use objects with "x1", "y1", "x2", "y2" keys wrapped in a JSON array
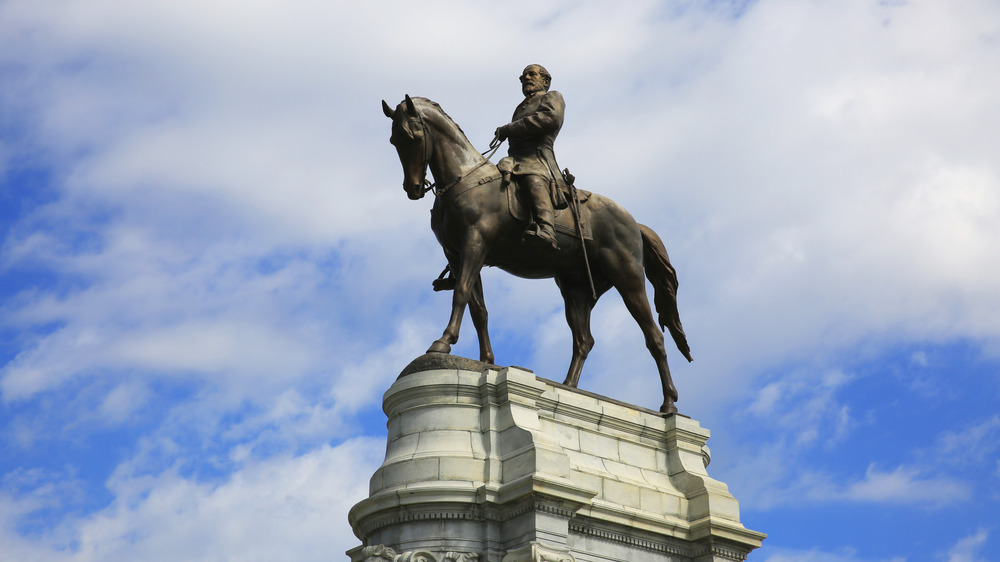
[
  {"x1": 523, "y1": 177, "x2": 559, "y2": 250},
  {"x1": 531, "y1": 209, "x2": 558, "y2": 250}
]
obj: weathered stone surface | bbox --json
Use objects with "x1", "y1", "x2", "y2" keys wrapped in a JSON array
[
  {"x1": 398, "y1": 353, "x2": 500, "y2": 379},
  {"x1": 349, "y1": 359, "x2": 765, "y2": 562}
]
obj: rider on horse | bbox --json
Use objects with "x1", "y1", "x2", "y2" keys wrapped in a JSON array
[
  {"x1": 433, "y1": 64, "x2": 571, "y2": 291},
  {"x1": 384, "y1": 92, "x2": 691, "y2": 414},
  {"x1": 494, "y1": 64, "x2": 571, "y2": 250}
]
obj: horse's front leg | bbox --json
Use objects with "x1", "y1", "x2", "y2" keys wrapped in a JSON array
[{"x1": 428, "y1": 235, "x2": 487, "y2": 355}]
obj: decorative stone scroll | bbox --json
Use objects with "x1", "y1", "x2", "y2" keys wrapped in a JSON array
[{"x1": 358, "y1": 545, "x2": 479, "y2": 562}]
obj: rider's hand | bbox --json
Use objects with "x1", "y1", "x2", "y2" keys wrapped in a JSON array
[{"x1": 494, "y1": 126, "x2": 508, "y2": 142}]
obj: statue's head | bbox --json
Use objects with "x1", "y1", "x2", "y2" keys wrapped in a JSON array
[{"x1": 520, "y1": 64, "x2": 551, "y2": 96}]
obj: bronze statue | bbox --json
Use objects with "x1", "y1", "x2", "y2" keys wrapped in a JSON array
[
  {"x1": 494, "y1": 64, "x2": 569, "y2": 250},
  {"x1": 382, "y1": 81, "x2": 692, "y2": 414}
]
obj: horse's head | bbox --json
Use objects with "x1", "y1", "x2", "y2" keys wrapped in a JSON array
[{"x1": 383, "y1": 95, "x2": 430, "y2": 200}]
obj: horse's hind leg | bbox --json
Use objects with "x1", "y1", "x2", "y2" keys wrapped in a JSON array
[
  {"x1": 556, "y1": 274, "x2": 604, "y2": 387},
  {"x1": 469, "y1": 275, "x2": 494, "y2": 364},
  {"x1": 614, "y1": 265, "x2": 679, "y2": 414}
]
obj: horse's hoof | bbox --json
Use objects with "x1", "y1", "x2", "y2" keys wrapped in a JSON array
[
  {"x1": 427, "y1": 340, "x2": 451, "y2": 354},
  {"x1": 659, "y1": 402, "x2": 678, "y2": 415}
]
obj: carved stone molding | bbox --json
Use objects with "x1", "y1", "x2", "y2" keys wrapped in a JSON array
[
  {"x1": 357, "y1": 545, "x2": 479, "y2": 562},
  {"x1": 440, "y1": 553, "x2": 479, "y2": 562},
  {"x1": 501, "y1": 543, "x2": 575, "y2": 562},
  {"x1": 358, "y1": 544, "x2": 398, "y2": 562},
  {"x1": 568, "y1": 521, "x2": 689, "y2": 557},
  {"x1": 359, "y1": 508, "x2": 481, "y2": 538},
  {"x1": 490, "y1": 497, "x2": 580, "y2": 523},
  {"x1": 691, "y1": 542, "x2": 750, "y2": 562}
]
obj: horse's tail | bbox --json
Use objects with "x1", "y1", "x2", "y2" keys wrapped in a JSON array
[{"x1": 639, "y1": 223, "x2": 693, "y2": 362}]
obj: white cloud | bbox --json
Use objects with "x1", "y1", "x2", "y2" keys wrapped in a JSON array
[
  {"x1": 732, "y1": 459, "x2": 971, "y2": 511},
  {"x1": 726, "y1": 409, "x2": 998, "y2": 511},
  {"x1": 944, "y1": 529, "x2": 989, "y2": 562},
  {"x1": 841, "y1": 464, "x2": 969, "y2": 505},
  {"x1": 763, "y1": 546, "x2": 906, "y2": 562},
  {"x1": 742, "y1": 368, "x2": 856, "y2": 449},
  {"x1": 0, "y1": 438, "x2": 384, "y2": 562},
  {"x1": 96, "y1": 380, "x2": 150, "y2": 423},
  {"x1": 934, "y1": 416, "x2": 1000, "y2": 467}
]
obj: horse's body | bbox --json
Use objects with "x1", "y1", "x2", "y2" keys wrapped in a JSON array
[{"x1": 383, "y1": 95, "x2": 691, "y2": 414}]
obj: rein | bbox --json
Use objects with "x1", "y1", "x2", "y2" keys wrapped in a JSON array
[
  {"x1": 431, "y1": 145, "x2": 501, "y2": 197},
  {"x1": 412, "y1": 104, "x2": 503, "y2": 198}
]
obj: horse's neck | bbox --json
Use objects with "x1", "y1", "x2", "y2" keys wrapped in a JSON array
[{"x1": 428, "y1": 118, "x2": 485, "y2": 183}]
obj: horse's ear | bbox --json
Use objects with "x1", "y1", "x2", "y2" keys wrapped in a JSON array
[
  {"x1": 404, "y1": 94, "x2": 417, "y2": 114},
  {"x1": 382, "y1": 100, "x2": 394, "y2": 119}
]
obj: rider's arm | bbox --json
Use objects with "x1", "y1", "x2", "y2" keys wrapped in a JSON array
[{"x1": 498, "y1": 91, "x2": 565, "y2": 139}]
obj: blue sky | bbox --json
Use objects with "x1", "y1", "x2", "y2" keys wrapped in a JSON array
[{"x1": 2, "y1": 1, "x2": 999, "y2": 560}]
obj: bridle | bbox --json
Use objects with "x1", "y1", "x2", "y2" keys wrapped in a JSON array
[
  {"x1": 409, "y1": 102, "x2": 434, "y2": 195},
  {"x1": 406, "y1": 102, "x2": 502, "y2": 198}
]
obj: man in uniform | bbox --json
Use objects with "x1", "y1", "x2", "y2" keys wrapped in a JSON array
[
  {"x1": 494, "y1": 64, "x2": 570, "y2": 250},
  {"x1": 432, "y1": 64, "x2": 570, "y2": 291}
]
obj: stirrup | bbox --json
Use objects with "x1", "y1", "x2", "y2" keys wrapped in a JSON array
[
  {"x1": 524, "y1": 227, "x2": 558, "y2": 250},
  {"x1": 432, "y1": 265, "x2": 455, "y2": 291}
]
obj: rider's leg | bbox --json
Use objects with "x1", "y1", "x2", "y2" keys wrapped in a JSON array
[{"x1": 522, "y1": 175, "x2": 558, "y2": 249}]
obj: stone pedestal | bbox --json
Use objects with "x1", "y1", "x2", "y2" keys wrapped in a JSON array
[{"x1": 348, "y1": 356, "x2": 765, "y2": 562}]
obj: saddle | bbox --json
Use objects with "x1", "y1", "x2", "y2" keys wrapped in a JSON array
[
  {"x1": 498, "y1": 158, "x2": 593, "y2": 240},
  {"x1": 432, "y1": 166, "x2": 594, "y2": 292}
]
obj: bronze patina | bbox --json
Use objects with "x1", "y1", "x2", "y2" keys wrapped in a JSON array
[
  {"x1": 495, "y1": 64, "x2": 568, "y2": 250},
  {"x1": 382, "y1": 68, "x2": 692, "y2": 414}
]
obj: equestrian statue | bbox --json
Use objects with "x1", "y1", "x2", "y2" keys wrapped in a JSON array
[{"x1": 381, "y1": 64, "x2": 692, "y2": 414}]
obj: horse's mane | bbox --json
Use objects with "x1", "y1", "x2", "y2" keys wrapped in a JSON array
[{"x1": 412, "y1": 97, "x2": 470, "y2": 142}]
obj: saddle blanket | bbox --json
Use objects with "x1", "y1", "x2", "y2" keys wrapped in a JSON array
[{"x1": 505, "y1": 182, "x2": 593, "y2": 240}]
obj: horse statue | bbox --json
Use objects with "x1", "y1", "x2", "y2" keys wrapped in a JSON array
[{"x1": 382, "y1": 95, "x2": 692, "y2": 414}]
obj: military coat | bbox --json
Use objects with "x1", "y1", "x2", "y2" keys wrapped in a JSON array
[{"x1": 499, "y1": 89, "x2": 569, "y2": 208}]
